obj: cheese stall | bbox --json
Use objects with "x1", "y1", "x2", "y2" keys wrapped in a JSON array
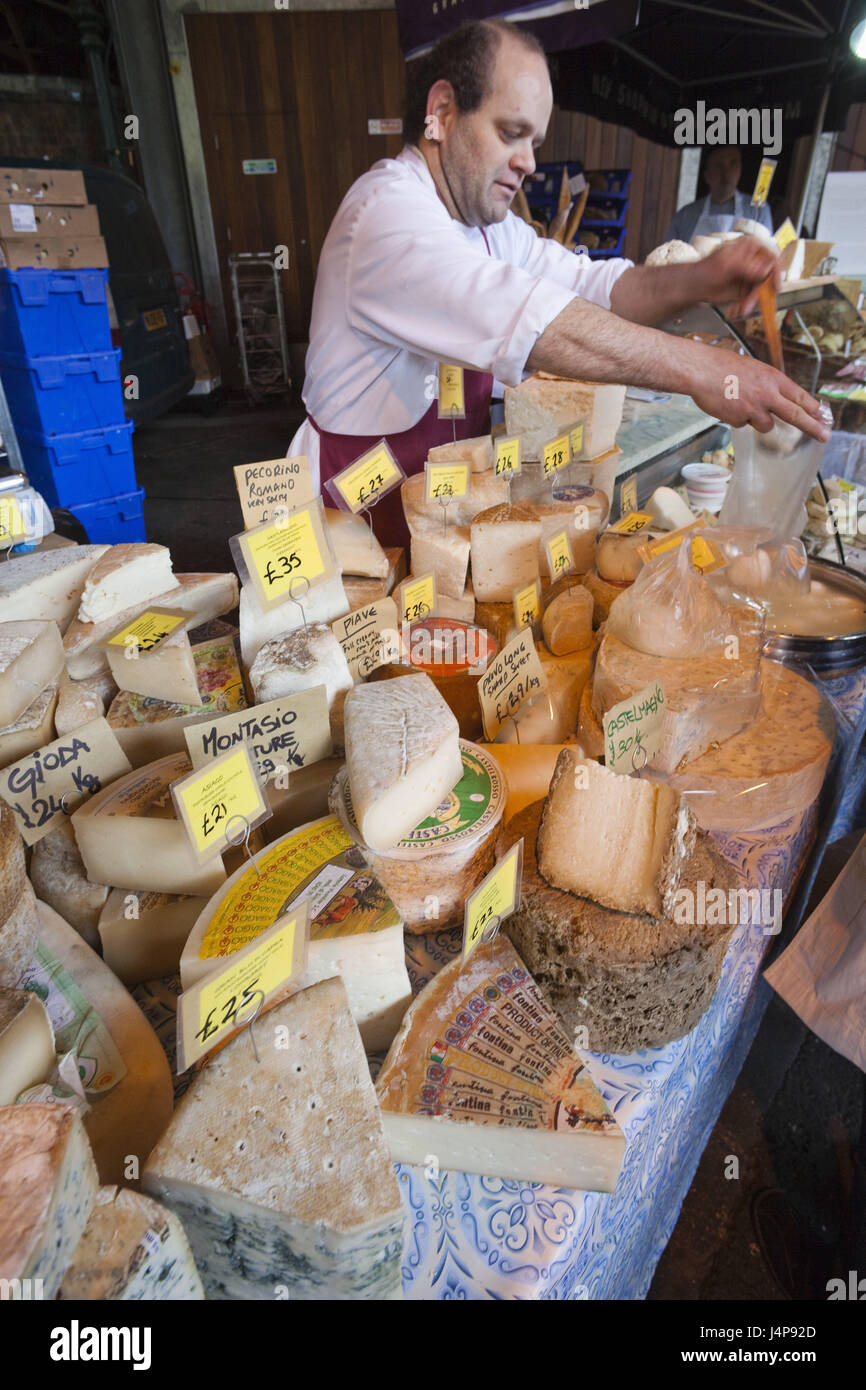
[{"x1": 1, "y1": 344, "x2": 857, "y2": 1300}]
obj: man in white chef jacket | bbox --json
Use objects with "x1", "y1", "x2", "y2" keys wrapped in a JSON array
[
  {"x1": 288, "y1": 19, "x2": 827, "y2": 546},
  {"x1": 666, "y1": 145, "x2": 774, "y2": 244}
]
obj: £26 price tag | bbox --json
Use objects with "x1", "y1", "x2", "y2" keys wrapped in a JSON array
[
  {"x1": 235, "y1": 500, "x2": 333, "y2": 611},
  {"x1": 171, "y1": 744, "x2": 270, "y2": 863},
  {"x1": 462, "y1": 839, "x2": 523, "y2": 960},
  {"x1": 495, "y1": 436, "x2": 521, "y2": 477},
  {"x1": 175, "y1": 906, "x2": 310, "y2": 1072},
  {"x1": 326, "y1": 441, "x2": 404, "y2": 514}
]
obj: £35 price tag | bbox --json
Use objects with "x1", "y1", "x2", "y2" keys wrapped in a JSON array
[
  {"x1": 171, "y1": 744, "x2": 270, "y2": 863},
  {"x1": 462, "y1": 839, "x2": 523, "y2": 960},
  {"x1": 438, "y1": 363, "x2": 466, "y2": 418},
  {"x1": 100, "y1": 607, "x2": 195, "y2": 657},
  {"x1": 495, "y1": 436, "x2": 521, "y2": 477},
  {"x1": 0, "y1": 496, "x2": 27, "y2": 544},
  {"x1": 512, "y1": 578, "x2": 541, "y2": 632},
  {"x1": 236, "y1": 501, "x2": 333, "y2": 611},
  {"x1": 543, "y1": 432, "x2": 571, "y2": 479},
  {"x1": 397, "y1": 572, "x2": 437, "y2": 624},
  {"x1": 425, "y1": 461, "x2": 469, "y2": 502},
  {"x1": 546, "y1": 529, "x2": 574, "y2": 579},
  {"x1": 175, "y1": 905, "x2": 310, "y2": 1072},
  {"x1": 326, "y1": 441, "x2": 404, "y2": 514}
]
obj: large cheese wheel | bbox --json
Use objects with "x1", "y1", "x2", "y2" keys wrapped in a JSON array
[
  {"x1": 0, "y1": 800, "x2": 26, "y2": 924},
  {"x1": 31, "y1": 900, "x2": 174, "y2": 1186},
  {"x1": 663, "y1": 660, "x2": 834, "y2": 831},
  {"x1": 497, "y1": 800, "x2": 740, "y2": 1052}
]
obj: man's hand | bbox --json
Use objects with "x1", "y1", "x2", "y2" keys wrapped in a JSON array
[
  {"x1": 688, "y1": 342, "x2": 830, "y2": 440},
  {"x1": 692, "y1": 237, "x2": 781, "y2": 317}
]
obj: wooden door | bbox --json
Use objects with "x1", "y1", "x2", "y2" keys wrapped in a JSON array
[{"x1": 185, "y1": 10, "x2": 405, "y2": 386}]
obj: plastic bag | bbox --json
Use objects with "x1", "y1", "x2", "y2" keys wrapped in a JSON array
[
  {"x1": 719, "y1": 407, "x2": 833, "y2": 543},
  {"x1": 607, "y1": 537, "x2": 730, "y2": 658},
  {"x1": 707, "y1": 526, "x2": 810, "y2": 609}
]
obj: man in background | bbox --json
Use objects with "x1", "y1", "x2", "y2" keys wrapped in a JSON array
[{"x1": 667, "y1": 145, "x2": 774, "y2": 243}]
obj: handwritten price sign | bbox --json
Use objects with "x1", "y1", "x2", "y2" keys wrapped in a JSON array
[
  {"x1": 0, "y1": 717, "x2": 132, "y2": 846},
  {"x1": 477, "y1": 629, "x2": 548, "y2": 741},
  {"x1": 171, "y1": 744, "x2": 270, "y2": 863},
  {"x1": 609, "y1": 509, "x2": 654, "y2": 536},
  {"x1": 327, "y1": 441, "x2": 404, "y2": 514},
  {"x1": 603, "y1": 679, "x2": 666, "y2": 775},
  {"x1": 101, "y1": 608, "x2": 194, "y2": 658}
]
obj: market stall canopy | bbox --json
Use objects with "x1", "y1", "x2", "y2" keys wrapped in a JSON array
[
  {"x1": 552, "y1": 0, "x2": 866, "y2": 145},
  {"x1": 396, "y1": 0, "x2": 640, "y2": 60}
]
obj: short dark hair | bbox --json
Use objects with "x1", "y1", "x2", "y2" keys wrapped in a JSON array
[{"x1": 404, "y1": 19, "x2": 547, "y2": 146}]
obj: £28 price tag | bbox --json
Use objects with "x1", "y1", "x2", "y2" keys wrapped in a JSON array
[
  {"x1": 462, "y1": 840, "x2": 523, "y2": 960},
  {"x1": 543, "y1": 432, "x2": 571, "y2": 479},
  {"x1": 171, "y1": 744, "x2": 270, "y2": 863},
  {"x1": 175, "y1": 906, "x2": 310, "y2": 1073},
  {"x1": 495, "y1": 436, "x2": 521, "y2": 477},
  {"x1": 512, "y1": 578, "x2": 541, "y2": 631},
  {"x1": 326, "y1": 441, "x2": 404, "y2": 514},
  {"x1": 236, "y1": 501, "x2": 333, "y2": 611},
  {"x1": 425, "y1": 461, "x2": 469, "y2": 502}
]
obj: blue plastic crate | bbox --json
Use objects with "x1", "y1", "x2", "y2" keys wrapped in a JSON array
[
  {"x1": 0, "y1": 267, "x2": 111, "y2": 357},
  {"x1": 586, "y1": 168, "x2": 632, "y2": 195},
  {"x1": 17, "y1": 419, "x2": 137, "y2": 508},
  {"x1": 0, "y1": 348, "x2": 125, "y2": 435},
  {"x1": 67, "y1": 486, "x2": 146, "y2": 544}
]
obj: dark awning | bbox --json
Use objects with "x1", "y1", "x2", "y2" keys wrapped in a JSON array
[{"x1": 395, "y1": 1, "x2": 640, "y2": 62}]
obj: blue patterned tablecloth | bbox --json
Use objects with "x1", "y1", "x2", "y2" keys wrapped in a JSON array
[{"x1": 394, "y1": 803, "x2": 820, "y2": 1301}]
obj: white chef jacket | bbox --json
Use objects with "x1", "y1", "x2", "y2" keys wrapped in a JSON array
[{"x1": 289, "y1": 145, "x2": 633, "y2": 490}]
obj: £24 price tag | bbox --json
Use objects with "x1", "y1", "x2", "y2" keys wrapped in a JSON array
[
  {"x1": 171, "y1": 744, "x2": 270, "y2": 863},
  {"x1": 101, "y1": 607, "x2": 195, "y2": 657},
  {"x1": 425, "y1": 461, "x2": 469, "y2": 502}
]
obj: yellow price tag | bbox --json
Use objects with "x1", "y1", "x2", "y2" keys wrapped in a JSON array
[
  {"x1": 462, "y1": 839, "x2": 523, "y2": 960},
  {"x1": 839, "y1": 480, "x2": 856, "y2": 494},
  {"x1": 620, "y1": 476, "x2": 638, "y2": 516},
  {"x1": 569, "y1": 421, "x2": 586, "y2": 459},
  {"x1": 172, "y1": 744, "x2": 270, "y2": 862},
  {"x1": 0, "y1": 496, "x2": 26, "y2": 544},
  {"x1": 690, "y1": 534, "x2": 727, "y2": 575},
  {"x1": 175, "y1": 907, "x2": 309, "y2": 1073},
  {"x1": 398, "y1": 572, "x2": 436, "y2": 623},
  {"x1": 425, "y1": 461, "x2": 469, "y2": 502},
  {"x1": 102, "y1": 608, "x2": 193, "y2": 655},
  {"x1": 775, "y1": 217, "x2": 797, "y2": 252},
  {"x1": 546, "y1": 529, "x2": 574, "y2": 579},
  {"x1": 751, "y1": 158, "x2": 777, "y2": 209},
  {"x1": 240, "y1": 503, "x2": 331, "y2": 610},
  {"x1": 543, "y1": 432, "x2": 571, "y2": 479},
  {"x1": 329, "y1": 442, "x2": 403, "y2": 514},
  {"x1": 438, "y1": 363, "x2": 465, "y2": 418},
  {"x1": 495, "y1": 436, "x2": 521, "y2": 477},
  {"x1": 512, "y1": 579, "x2": 541, "y2": 632},
  {"x1": 609, "y1": 509, "x2": 654, "y2": 536}
]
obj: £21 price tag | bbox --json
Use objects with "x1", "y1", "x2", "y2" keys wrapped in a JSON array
[
  {"x1": 171, "y1": 744, "x2": 270, "y2": 863},
  {"x1": 462, "y1": 839, "x2": 523, "y2": 960},
  {"x1": 175, "y1": 906, "x2": 310, "y2": 1072}
]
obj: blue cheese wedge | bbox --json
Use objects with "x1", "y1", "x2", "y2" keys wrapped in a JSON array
[{"x1": 58, "y1": 1185, "x2": 204, "y2": 1301}]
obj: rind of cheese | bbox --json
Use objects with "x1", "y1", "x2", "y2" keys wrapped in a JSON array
[
  {"x1": 142, "y1": 976, "x2": 404, "y2": 1300},
  {"x1": 341, "y1": 547, "x2": 403, "y2": 609},
  {"x1": 537, "y1": 751, "x2": 697, "y2": 917},
  {"x1": 591, "y1": 619, "x2": 763, "y2": 773},
  {"x1": 343, "y1": 673, "x2": 462, "y2": 852},
  {"x1": 324, "y1": 508, "x2": 389, "y2": 579},
  {"x1": 64, "y1": 572, "x2": 240, "y2": 680},
  {"x1": 58, "y1": 1185, "x2": 205, "y2": 1301},
  {"x1": 470, "y1": 503, "x2": 542, "y2": 603},
  {"x1": 0, "y1": 1103, "x2": 98, "y2": 1296},
  {"x1": 29, "y1": 820, "x2": 109, "y2": 951},
  {"x1": 664, "y1": 658, "x2": 834, "y2": 830},
  {"x1": 250, "y1": 622, "x2": 352, "y2": 709},
  {"x1": 542, "y1": 587, "x2": 594, "y2": 655},
  {"x1": 78, "y1": 544, "x2": 179, "y2": 624},
  {"x1": 582, "y1": 568, "x2": 629, "y2": 625},
  {"x1": 504, "y1": 376, "x2": 626, "y2": 461},
  {"x1": 98, "y1": 890, "x2": 207, "y2": 988},
  {"x1": 595, "y1": 530, "x2": 653, "y2": 584},
  {"x1": 401, "y1": 468, "x2": 507, "y2": 531},
  {"x1": 0, "y1": 680, "x2": 58, "y2": 769},
  {"x1": 53, "y1": 671, "x2": 108, "y2": 738},
  {"x1": 577, "y1": 682, "x2": 604, "y2": 759},
  {"x1": 523, "y1": 490, "x2": 606, "y2": 575},
  {"x1": 0, "y1": 620, "x2": 64, "y2": 727},
  {"x1": 376, "y1": 934, "x2": 625, "y2": 1192},
  {"x1": 0, "y1": 544, "x2": 109, "y2": 627},
  {"x1": 239, "y1": 571, "x2": 349, "y2": 670},
  {"x1": 0, "y1": 800, "x2": 27, "y2": 925},
  {"x1": 0, "y1": 988, "x2": 56, "y2": 1105},
  {"x1": 409, "y1": 525, "x2": 470, "y2": 600},
  {"x1": 427, "y1": 434, "x2": 494, "y2": 473},
  {"x1": 0, "y1": 879, "x2": 40, "y2": 988},
  {"x1": 499, "y1": 799, "x2": 741, "y2": 1052},
  {"x1": 32, "y1": 900, "x2": 175, "y2": 1187}
]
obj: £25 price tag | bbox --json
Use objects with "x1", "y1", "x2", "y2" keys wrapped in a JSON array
[
  {"x1": 236, "y1": 501, "x2": 333, "y2": 611},
  {"x1": 543, "y1": 432, "x2": 571, "y2": 479},
  {"x1": 462, "y1": 839, "x2": 523, "y2": 960},
  {"x1": 397, "y1": 572, "x2": 436, "y2": 624},
  {"x1": 175, "y1": 906, "x2": 310, "y2": 1073},
  {"x1": 603, "y1": 679, "x2": 666, "y2": 776},
  {"x1": 512, "y1": 578, "x2": 541, "y2": 632},
  {"x1": 171, "y1": 744, "x2": 270, "y2": 863},
  {"x1": 425, "y1": 461, "x2": 469, "y2": 502},
  {"x1": 326, "y1": 441, "x2": 404, "y2": 514}
]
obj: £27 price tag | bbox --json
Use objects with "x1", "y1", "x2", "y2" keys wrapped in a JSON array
[
  {"x1": 462, "y1": 840, "x2": 523, "y2": 960},
  {"x1": 326, "y1": 441, "x2": 404, "y2": 514},
  {"x1": 171, "y1": 744, "x2": 270, "y2": 863}
]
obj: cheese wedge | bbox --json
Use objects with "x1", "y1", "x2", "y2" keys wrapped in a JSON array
[
  {"x1": 0, "y1": 988, "x2": 55, "y2": 1105},
  {"x1": 0, "y1": 878, "x2": 40, "y2": 988},
  {"x1": 0, "y1": 620, "x2": 64, "y2": 726},
  {"x1": 428, "y1": 434, "x2": 494, "y2": 473},
  {"x1": 250, "y1": 622, "x2": 352, "y2": 708},
  {"x1": 0, "y1": 1104, "x2": 98, "y2": 1297},
  {"x1": 143, "y1": 976, "x2": 404, "y2": 1300},
  {"x1": 542, "y1": 586, "x2": 594, "y2": 655},
  {"x1": 58, "y1": 1186, "x2": 204, "y2": 1301},
  {"x1": 376, "y1": 934, "x2": 624, "y2": 1191},
  {"x1": 98, "y1": 889, "x2": 207, "y2": 989},
  {"x1": 537, "y1": 751, "x2": 697, "y2": 917},
  {"x1": 0, "y1": 544, "x2": 108, "y2": 627},
  {"x1": 343, "y1": 673, "x2": 462, "y2": 852},
  {"x1": 106, "y1": 628, "x2": 202, "y2": 707},
  {"x1": 29, "y1": 820, "x2": 108, "y2": 951},
  {"x1": 0, "y1": 681, "x2": 57, "y2": 769},
  {"x1": 470, "y1": 503, "x2": 541, "y2": 603},
  {"x1": 324, "y1": 508, "x2": 389, "y2": 578},
  {"x1": 0, "y1": 799, "x2": 27, "y2": 926},
  {"x1": 239, "y1": 572, "x2": 350, "y2": 669},
  {"x1": 409, "y1": 523, "x2": 470, "y2": 600},
  {"x1": 77, "y1": 544, "x2": 179, "y2": 624},
  {"x1": 504, "y1": 376, "x2": 626, "y2": 461}
]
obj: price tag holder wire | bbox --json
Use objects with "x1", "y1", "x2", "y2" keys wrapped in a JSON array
[
  {"x1": 233, "y1": 988, "x2": 265, "y2": 1064},
  {"x1": 224, "y1": 813, "x2": 263, "y2": 879}
]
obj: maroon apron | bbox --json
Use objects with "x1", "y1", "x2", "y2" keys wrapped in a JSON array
[{"x1": 310, "y1": 367, "x2": 493, "y2": 551}]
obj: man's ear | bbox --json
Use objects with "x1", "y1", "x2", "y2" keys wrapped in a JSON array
[{"x1": 425, "y1": 78, "x2": 456, "y2": 143}]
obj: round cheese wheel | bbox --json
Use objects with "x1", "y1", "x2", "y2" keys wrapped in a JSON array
[{"x1": 595, "y1": 529, "x2": 651, "y2": 584}]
